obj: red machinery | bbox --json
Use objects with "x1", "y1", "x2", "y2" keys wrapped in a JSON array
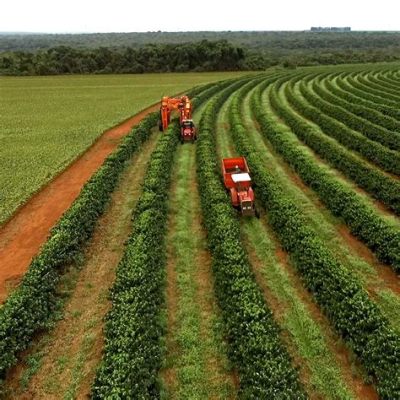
[
  {"x1": 222, "y1": 157, "x2": 258, "y2": 217},
  {"x1": 159, "y1": 95, "x2": 196, "y2": 143}
]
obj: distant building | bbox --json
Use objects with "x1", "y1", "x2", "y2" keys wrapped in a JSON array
[{"x1": 310, "y1": 27, "x2": 351, "y2": 32}]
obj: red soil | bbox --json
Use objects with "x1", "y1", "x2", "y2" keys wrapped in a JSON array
[{"x1": 0, "y1": 104, "x2": 159, "y2": 303}]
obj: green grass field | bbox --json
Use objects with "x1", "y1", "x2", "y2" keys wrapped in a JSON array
[{"x1": 0, "y1": 72, "x2": 247, "y2": 224}]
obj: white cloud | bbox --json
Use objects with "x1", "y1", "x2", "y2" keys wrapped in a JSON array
[{"x1": 1, "y1": 0, "x2": 399, "y2": 33}]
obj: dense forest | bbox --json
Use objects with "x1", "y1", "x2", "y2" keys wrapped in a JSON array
[
  {"x1": 0, "y1": 41, "x2": 250, "y2": 75},
  {"x1": 2, "y1": 31, "x2": 400, "y2": 52},
  {"x1": 1, "y1": 31, "x2": 400, "y2": 75}
]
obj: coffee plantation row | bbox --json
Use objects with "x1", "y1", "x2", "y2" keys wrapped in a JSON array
[{"x1": 0, "y1": 65, "x2": 399, "y2": 399}]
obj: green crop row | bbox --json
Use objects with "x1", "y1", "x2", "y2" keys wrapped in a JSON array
[
  {"x1": 345, "y1": 74, "x2": 400, "y2": 108},
  {"x1": 284, "y1": 79, "x2": 400, "y2": 175},
  {"x1": 386, "y1": 70, "x2": 400, "y2": 82},
  {"x1": 0, "y1": 79, "x2": 217, "y2": 386},
  {"x1": 334, "y1": 74, "x2": 400, "y2": 120},
  {"x1": 267, "y1": 80, "x2": 400, "y2": 273},
  {"x1": 0, "y1": 110, "x2": 159, "y2": 382},
  {"x1": 374, "y1": 71, "x2": 400, "y2": 89},
  {"x1": 366, "y1": 71, "x2": 400, "y2": 94},
  {"x1": 229, "y1": 79, "x2": 400, "y2": 400},
  {"x1": 358, "y1": 72, "x2": 400, "y2": 102},
  {"x1": 91, "y1": 121, "x2": 180, "y2": 398},
  {"x1": 305, "y1": 76, "x2": 400, "y2": 151},
  {"x1": 322, "y1": 75, "x2": 400, "y2": 134},
  {"x1": 264, "y1": 74, "x2": 400, "y2": 216},
  {"x1": 273, "y1": 74, "x2": 400, "y2": 215},
  {"x1": 196, "y1": 77, "x2": 307, "y2": 399},
  {"x1": 90, "y1": 79, "x2": 243, "y2": 398}
]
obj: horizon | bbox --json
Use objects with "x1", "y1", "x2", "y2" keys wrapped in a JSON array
[
  {"x1": 1, "y1": 0, "x2": 399, "y2": 33},
  {"x1": 2, "y1": 29, "x2": 400, "y2": 35}
]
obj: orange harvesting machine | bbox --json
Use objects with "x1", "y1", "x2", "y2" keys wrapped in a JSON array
[{"x1": 159, "y1": 95, "x2": 197, "y2": 143}]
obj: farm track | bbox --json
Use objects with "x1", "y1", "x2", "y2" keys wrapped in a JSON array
[
  {"x1": 0, "y1": 103, "x2": 159, "y2": 303},
  {"x1": 2, "y1": 131, "x2": 161, "y2": 399},
  {"x1": 161, "y1": 139, "x2": 236, "y2": 399},
  {"x1": 216, "y1": 87, "x2": 376, "y2": 400}
]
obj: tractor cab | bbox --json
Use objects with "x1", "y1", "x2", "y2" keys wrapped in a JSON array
[
  {"x1": 222, "y1": 157, "x2": 258, "y2": 217},
  {"x1": 180, "y1": 119, "x2": 197, "y2": 143},
  {"x1": 232, "y1": 172, "x2": 252, "y2": 190}
]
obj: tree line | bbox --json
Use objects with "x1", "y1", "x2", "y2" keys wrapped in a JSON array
[
  {"x1": 1, "y1": 38, "x2": 399, "y2": 76},
  {"x1": 2, "y1": 31, "x2": 400, "y2": 52},
  {"x1": 0, "y1": 40, "x2": 252, "y2": 75}
]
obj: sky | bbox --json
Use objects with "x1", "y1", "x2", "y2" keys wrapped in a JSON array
[{"x1": 0, "y1": 0, "x2": 399, "y2": 33}]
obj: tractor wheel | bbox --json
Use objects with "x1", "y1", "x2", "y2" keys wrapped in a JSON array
[
  {"x1": 158, "y1": 121, "x2": 163, "y2": 132},
  {"x1": 255, "y1": 207, "x2": 260, "y2": 219}
]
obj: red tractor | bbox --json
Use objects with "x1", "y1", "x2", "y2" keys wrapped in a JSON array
[
  {"x1": 180, "y1": 119, "x2": 197, "y2": 143},
  {"x1": 222, "y1": 157, "x2": 258, "y2": 217},
  {"x1": 159, "y1": 95, "x2": 196, "y2": 143}
]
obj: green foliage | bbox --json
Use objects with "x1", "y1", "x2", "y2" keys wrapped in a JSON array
[
  {"x1": 90, "y1": 80, "x2": 234, "y2": 398},
  {"x1": 229, "y1": 79, "x2": 400, "y2": 399},
  {"x1": 0, "y1": 112, "x2": 159, "y2": 382},
  {"x1": 284, "y1": 78, "x2": 400, "y2": 175},
  {"x1": 345, "y1": 73, "x2": 400, "y2": 109},
  {"x1": 91, "y1": 122, "x2": 179, "y2": 399},
  {"x1": 196, "y1": 77, "x2": 307, "y2": 398},
  {"x1": 0, "y1": 72, "x2": 246, "y2": 224},
  {"x1": 334, "y1": 74, "x2": 400, "y2": 120},
  {"x1": 313, "y1": 74, "x2": 400, "y2": 148},
  {"x1": 267, "y1": 79, "x2": 400, "y2": 272},
  {"x1": 263, "y1": 74, "x2": 400, "y2": 216},
  {"x1": 0, "y1": 40, "x2": 249, "y2": 76},
  {"x1": 357, "y1": 72, "x2": 400, "y2": 102},
  {"x1": 3, "y1": 31, "x2": 400, "y2": 68},
  {"x1": 366, "y1": 71, "x2": 400, "y2": 94}
]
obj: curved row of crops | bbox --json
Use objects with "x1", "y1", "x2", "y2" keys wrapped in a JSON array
[
  {"x1": 229, "y1": 76, "x2": 400, "y2": 399},
  {"x1": 100, "y1": 65, "x2": 400, "y2": 398},
  {"x1": 278, "y1": 75, "x2": 400, "y2": 216},
  {"x1": 1, "y1": 65, "x2": 399, "y2": 399},
  {"x1": 285, "y1": 77, "x2": 400, "y2": 175},
  {"x1": 267, "y1": 70, "x2": 400, "y2": 273}
]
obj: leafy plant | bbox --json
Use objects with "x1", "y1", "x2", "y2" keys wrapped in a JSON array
[
  {"x1": 196, "y1": 75, "x2": 307, "y2": 399},
  {"x1": 90, "y1": 79, "x2": 238, "y2": 398},
  {"x1": 228, "y1": 78, "x2": 400, "y2": 399},
  {"x1": 267, "y1": 78, "x2": 400, "y2": 272}
]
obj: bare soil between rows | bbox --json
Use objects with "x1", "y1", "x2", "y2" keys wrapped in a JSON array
[
  {"x1": 4, "y1": 132, "x2": 159, "y2": 399},
  {"x1": 0, "y1": 104, "x2": 159, "y2": 303}
]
